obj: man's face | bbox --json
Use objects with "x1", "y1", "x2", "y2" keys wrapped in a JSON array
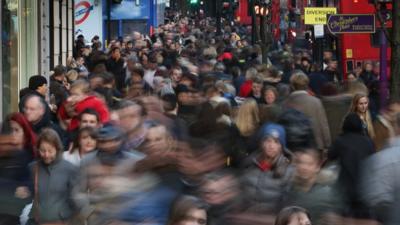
[
  {"x1": 112, "y1": 49, "x2": 121, "y2": 60},
  {"x1": 323, "y1": 51, "x2": 333, "y2": 61},
  {"x1": 328, "y1": 60, "x2": 338, "y2": 70},
  {"x1": 80, "y1": 113, "x2": 100, "y2": 129},
  {"x1": 145, "y1": 126, "x2": 170, "y2": 155},
  {"x1": 37, "y1": 83, "x2": 48, "y2": 96},
  {"x1": 201, "y1": 176, "x2": 236, "y2": 206},
  {"x1": 294, "y1": 151, "x2": 321, "y2": 182},
  {"x1": 252, "y1": 83, "x2": 263, "y2": 97},
  {"x1": 171, "y1": 69, "x2": 182, "y2": 82},
  {"x1": 117, "y1": 105, "x2": 143, "y2": 132},
  {"x1": 24, "y1": 97, "x2": 45, "y2": 124}
]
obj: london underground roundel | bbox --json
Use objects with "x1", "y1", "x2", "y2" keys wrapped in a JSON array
[{"x1": 75, "y1": 1, "x2": 94, "y2": 25}]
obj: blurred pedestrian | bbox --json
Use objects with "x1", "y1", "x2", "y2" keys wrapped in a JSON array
[
  {"x1": 167, "y1": 195, "x2": 208, "y2": 225},
  {"x1": 274, "y1": 206, "x2": 311, "y2": 225},
  {"x1": 241, "y1": 123, "x2": 293, "y2": 214},
  {"x1": 28, "y1": 128, "x2": 78, "y2": 225}
]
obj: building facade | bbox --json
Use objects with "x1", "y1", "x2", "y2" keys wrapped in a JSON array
[{"x1": 0, "y1": 0, "x2": 74, "y2": 118}]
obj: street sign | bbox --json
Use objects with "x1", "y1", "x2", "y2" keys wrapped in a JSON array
[
  {"x1": 304, "y1": 7, "x2": 337, "y2": 25},
  {"x1": 327, "y1": 14, "x2": 375, "y2": 34}
]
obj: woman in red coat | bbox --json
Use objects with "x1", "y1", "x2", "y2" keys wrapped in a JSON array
[{"x1": 58, "y1": 79, "x2": 110, "y2": 131}]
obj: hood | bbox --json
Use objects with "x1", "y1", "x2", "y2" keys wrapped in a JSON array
[{"x1": 342, "y1": 113, "x2": 364, "y2": 133}]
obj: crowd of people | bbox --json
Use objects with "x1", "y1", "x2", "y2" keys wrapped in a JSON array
[{"x1": 1, "y1": 15, "x2": 400, "y2": 225}]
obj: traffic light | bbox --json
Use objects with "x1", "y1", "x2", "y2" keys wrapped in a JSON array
[{"x1": 190, "y1": 0, "x2": 198, "y2": 4}]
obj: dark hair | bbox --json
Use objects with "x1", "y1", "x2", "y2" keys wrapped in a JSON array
[
  {"x1": 28, "y1": 75, "x2": 48, "y2": 90},
  {"x1": 110, "y1": 46, "x2": 121, "y2": 54},
  {"x1": 53, "y1": 65, "x2": 67, "y2": 77},
  {"x1": 115, "y1": 99, "x2": 147, "y2": 116},
  {"x1": 296, "y1": 147, "x2": 324, "y2": 163},
  {"x1": 131, "y1": 65, "x2": 145, "y2": 78},
  {"x1": 274, "y1": 206, "x2": 311, "y2": 225},
  {"x1": 37, "y1": 128, "x2": 64, "y2": 158},
  {"x1": 161, "y1": 93, "x2": 177, "y2": 112},
  {"x1": 71, "y1": 127, "x2": 97, "y2": 154},
  {"x1": 167, "y1": 196, "x2": 208, "y2": 225},
  {"x1": 79, "y1": 108, "x2": 100, "y2": 122}
]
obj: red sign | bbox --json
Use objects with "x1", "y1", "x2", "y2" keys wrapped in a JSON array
[{"x1": 75, "y1": 1, "x2": 93, "y2": 25}]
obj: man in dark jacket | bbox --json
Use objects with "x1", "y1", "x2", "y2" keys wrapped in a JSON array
[
  {"x1": 106, "y1": 47, "x2": 125, "y2": 92},
  {"x1": 74, "y1": 125, "x2": 144, "y2": 224},
  {"x1": 21, "y1": 95, "x2": 67, "y2": 146},
  {"x1": 329, "y1": 113, "x2": 375, "y2": 218},
  {"x1": 323, "y1": 58, "x2": 342, "y2": 83}
]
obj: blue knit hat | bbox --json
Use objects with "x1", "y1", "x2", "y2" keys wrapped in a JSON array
[{"x1": 259, "y1": 123, "x2": 287, "y2": 149}]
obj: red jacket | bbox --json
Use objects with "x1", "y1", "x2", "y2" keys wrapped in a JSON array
[
  {"x1": 58, "y1": 95, "x2": 110, "y2": 131},
  {"x1": 239, "y1": 80, "x2": 253, "y2": 97}
]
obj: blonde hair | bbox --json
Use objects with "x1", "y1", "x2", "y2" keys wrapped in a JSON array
[
  {"x1": 235, "y1": 99, "x2": 260, "y2": 137},
  {"x1": 349, "y1": 93, "x2": 375, "y2": 138},
  {"x1": 71, "y1": 79, "x2": 91, "y2": 94},
  {"x1": 66, "y1": 70, "x2": 79, "y2": 83},
  {"x1": 290, "y1": 70, "x2": 309, "y2": 91}
]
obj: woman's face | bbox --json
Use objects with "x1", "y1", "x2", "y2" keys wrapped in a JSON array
[
  {"x1": 356, "y1": 97, "x2": 369, "y2": 114},
  {"x1": 39, "y1": 141, "x2": 57, "y2": 164},
  {"x1": 10, "y1": 120, "x2": 24, "y2": 146},
  {"x1": 79, "y1": 132, "x2": 96, "y2": 154},
  {"x1": 178, "y1": 208, "x2": 207, "y2": 225},
  {"x1": 262, "y1": 137, "x2": 282, "y2": 160},
  {"x1": 288, "y1": 212, "x2": 311, "y2": 225},
  {"x1": 264, "y1": 90, "x2": 276, "y2": 104}
]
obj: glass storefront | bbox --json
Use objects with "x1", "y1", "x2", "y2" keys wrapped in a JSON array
[
  {"x1": 20, "y1": 0, "x2": 39, "y2": 88},
  {"x1": 1, "y1": 0, "x2": 19, "y2": 118},
  {"x1": 1, "y1": 0, "x2": 39, "y2": 118}
]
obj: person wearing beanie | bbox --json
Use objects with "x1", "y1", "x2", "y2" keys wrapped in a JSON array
[
  {"x1": 29, "y1": 75, "x2": 48, "y2": 96},
  {"x1": 19, "y1": 75, "x2": 48, "y2": 101},
  {"x1": 19, "y1": 75, "x2": 52, "y2": 114},
  {"x1": 241, "y1": 123, "x2": 293, "y2": 215}
]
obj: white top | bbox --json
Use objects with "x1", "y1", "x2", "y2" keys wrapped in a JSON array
[
  {"x1": 144, "y1": 69, "x2": 156, "y2": 88},
  {"x1": 63, "y1": 150, "x2": 81, "y2": 166}
]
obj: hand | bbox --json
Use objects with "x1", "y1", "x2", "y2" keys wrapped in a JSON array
[
  {"x1": 15, "y1": 186, "x2": 30, "y2": 199},
  {"x1": 49, "y1": 104, "x2": 58, "y2": 113}
]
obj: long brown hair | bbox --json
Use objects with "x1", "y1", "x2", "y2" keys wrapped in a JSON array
[
  {"x1": 36, "y1": 128, "x2": 64, "y2": 158},
  {"x1": 70, "y1": 127, "x2": 97, "y2": 154}
]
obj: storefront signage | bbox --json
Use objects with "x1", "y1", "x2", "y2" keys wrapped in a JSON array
[
  {"x1": 304, "y1": 7, "x2": 337, "y2": 25},
  {"x1": 327, "y1": 14, "x2": 375, "y2": 34}
]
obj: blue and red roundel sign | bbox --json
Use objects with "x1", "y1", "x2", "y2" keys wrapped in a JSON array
[{"x1": 75, "y1": 1, "x2": 94, "y2": 25}]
